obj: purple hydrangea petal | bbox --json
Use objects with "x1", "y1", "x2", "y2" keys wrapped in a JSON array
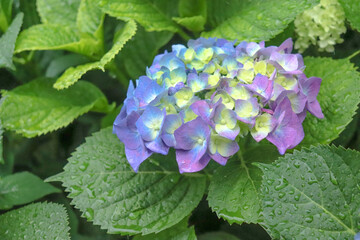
[
  {"x1": 174, "y1": 117, "x2": 210, "y2": 150},
  {"x1": 270, "y1": 51, "x2": 299, "y2": 72},
  {"x1": 161, "y1": 114, "x2": 183, "y2": 147},
  {"x1": 145, "y1": 137, "x2": 169, "y2": 155},
  {"x1": 300, "y1": 76, "x2": 321, "y2": 102},
  {"x1": 125, "y1": 143, "x2": 153, "y2": 172},
  {"x1": 245, "y1": 74, "x2": 273, "y2": 100},
  {"x1": 234, "y1": 97, "x2": 260, "y2": 124},
  {"x1": 177, "y1": 151, "x2": 211, "y2": 173},
  {"x1": 136, "y1": 106, "x2": 166, "y2": 142},
  {"x1": 307, "y1": 100, "x2": 324, "y2": 118},
  {"x1": 134, "y1": 76, "x2": 164, "y2": 107}
]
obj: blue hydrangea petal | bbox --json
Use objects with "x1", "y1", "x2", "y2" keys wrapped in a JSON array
[
  {"x1": 125, "y1": 144, "x2": 153, "y2": 172},
  {"x1": 161, "y1": 114, "x2": 183, "y2": 147},
  {"x1": 136, "y1": 106, "x2": 166, "y2": 142}
]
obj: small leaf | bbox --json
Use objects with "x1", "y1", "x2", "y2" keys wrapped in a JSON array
[
  {"x1": 0, "y1": 13, "x2": 23, "y2": 70},
  {"x1": 207, "y1": 145, "x2": 279, "y2": 224},
  {"x1": 0, "y1": 171, "x2": 60, "y2": 209},
  {"x1": 173, "y1": 16, "x2": 205, "y2": 32},
  {"x1": 258, "y1": 145, "x2": 360, "y2": 239},
  {"x1": 36, "y1": 0, "x2": 81, "y2": 25},
  {"x1": 47, "y1": 128, "x2": 206, "y2": 235},
  {"x1": 338, "y1": 0, "x2": 360, "y2": 31},
  {"x1": 301, "y1": 57, "x2": 360, "y2": 146},
  {"x1": 0, "y1": 78, "x2": 110, "y2": 137},
  {"x1": 133, "y1": 217, "x2": 196, "y2": 240},
  {"x1": 98, "y1": 0, "x2": 180, "y2": 32},
  {"x1": 202, "y1": 0, "x2": 319, "y2": 41},
  {"x1": 198, "y1": 232, "x2": 240, "y2": 240},
  {"x1": 0, "y1": 202, "x2": 70, "y2": 239},
  {"x1": 53, "y1": 20, "x2": 137, "y2": 89},
  {"x1": 0, "y1": 0, "x2": 13, "y2": 32}
]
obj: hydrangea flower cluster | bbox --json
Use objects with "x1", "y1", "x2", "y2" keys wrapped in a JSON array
[
  {"x1": 294, "y1": 0, "x2": 346, "y2": 53},
  {"x1": 113, "y1": 37, "x2": 324, "y2": 173}
]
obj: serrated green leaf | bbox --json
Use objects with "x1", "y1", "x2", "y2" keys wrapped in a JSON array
[
  {"x1": 258, "y1": 145, "x2": 360, "y2": 239},
  {"x1": 202, "y1": 0, "x2": 319, "y2": 41},
  {"x1": 0, "y1": 0, "x2": 13, "y2": 32},
  {"x1": 0, "y1": 13, "x2": 23, "y2": 70},
  {"x1": 198, "y1": 232, "x2": 240, "y2": 240},
  {"x1": 116, "y1": 25, "x2": 173, "y2": 80},
  {"x1": 0, "y1": 171, "x2": 60, "y2": 209},
  {"x1": 0, "y1": 202, "x2": 70, "y2": 240},
  {"x1": 36, "y1": 0, "x2": 80, "y2": 25},
  {"x1": 301, "y1": 57, "x2": 360, "y2": 146},
  {"x1": 53, "y1": 20, "x2": 137, "y2": 89},
  {"x1": 133, "y1": 217, "x2": 196, "y2": 240},
  {"x1": 47, "y1": 128, "x2": 206, "y2": 235},
  {"x1": 98, "y1": 0, "x2": 180, "y2": 32},
  {"x1": 207, "y1": 145, "x2": 280, "y2": 225},
  {"x1": 173, "y1": 16, "x2": 205, "y2": 32},
  {"x1": 338, "y1": 0, "x2": 360, "y2": 31},
  {"x1": 77, "y1": 0, "x2": 105, "y2": 39},
  {"x1": 0, "y1": 78, "x2": 110, "y2": 137}
]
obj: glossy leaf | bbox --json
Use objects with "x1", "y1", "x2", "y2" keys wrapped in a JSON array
[
  {"x1": 53, "y1": 20, "x2": 137, "y2": 89},
  {"x1": 207, "y1": 145, "x2": 280, "y2": 224},
  {"x1": 47, "y1": 128, "x2": 206, "y2": 235},
  {"x1": 202, "y1": 0, "x2": 319, "y2": 41},
  {"x1": 0, "y1": 13, "x2": 23, "y2": 70},
  {"x1": 0, "y1": 202, "x2": 70, "y2": 239},
  {"x1": 258, "y1": 145, "x2": 360, "y2": 239},
  {"x1": 338, "y1": 0, "x2": 360, "y2": 31},
  {"x1": 0, "y1": 78, "x2": 111, "y2": 137},
  {"x1": 36, "y1": 0, "x2": 80, "y2": 25},
  {"x1": 0, "y1": 171, "x2": 60, "y2": 209},
  {"x1": 301, "y1": 57, "x2": 360, "y2": 146}
]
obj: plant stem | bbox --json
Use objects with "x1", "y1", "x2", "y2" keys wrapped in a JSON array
[
  {"x1": 347, "y1": 50, "x2": 360, "y2": 60},
  {"x1": 177, "y1": 29, "x2": 192, "y2": 42}
]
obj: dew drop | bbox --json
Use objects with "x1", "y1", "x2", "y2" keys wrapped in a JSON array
[
  {"x1": 329, "y1": 172, "x2": 338, "y2": 185},
  {"x1": 304, "y1": 216, "x2": 313, "y2": 223},
  {"x1": 84, "y1": 208, "x2": 94, "y2": 221}
]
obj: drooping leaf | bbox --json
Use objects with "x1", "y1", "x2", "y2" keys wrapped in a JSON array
[
  {"x1": 97, "y1": 0, "x2": 180, "y2": 32},
  {"x1": 45, "y1": 54, "x2": 90, "y2": 78},
  {"x1": 0, "y1": 171, "x2": 60, "y2": 209},
  {"x1": 133, "y1": 217, "x2": 196, "y2": 240},
  {"x1": 47, "y1": 128, "x2": 206, "y2": 235},
  {"x1": 0, "y1": 78, "x2": 111, "y2": 137},
  {"x1": 53, "y1": 20, "x2": 137, "y2": 89},
  {"x1": 258, "y1": 145, "x2": 360, "y2": 239},
  {"x1": 198, "y1": 232, "x2": 240, "y2": 240},
  {"x1": 301, "y1": 57, "x2": 360, "y2": 146},
  {"x1": 116, "y1": 25, "x2": 173, "y2": 80},
  {"x1": 202, "y1": 0, "x2": 319, "y2": 41},
  {"x1": 0, "y1": 0, "x2": 13, "y2": 32},
  {"x1": 0, "y1": 202, "x2": 70, "y2": 239},
  {"x1": 338, "y1": 0, "x2": 360, "y2": 31},
  {"x1": 36, "y1": 0, "x2": 81, "y2": 25},
  {"x1": 0, "y1": 13, "x2": 23, "y2": 70},
  {"x1": 207, "y1": 145, "x2": 280, "y2": 224}
]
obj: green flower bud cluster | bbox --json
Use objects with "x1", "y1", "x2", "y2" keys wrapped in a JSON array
[{"x1": 294, "y1": 0, "x2": 346, "y2": 52}]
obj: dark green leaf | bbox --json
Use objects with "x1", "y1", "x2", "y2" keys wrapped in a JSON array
[
  {"x1": 338, "y1": 0, "x2": 360, "y2": 31},
  {"x1": 0, "y1": 202, "x2": 70, "y2": 239},
  {"x1": 0, "y1": 171, "x2": 60, "y2": 209},
  {"x1": 45, "y1": 54, "x2": 90, "y2": 78},
  {"x1": 47, "y1": 128, "x2": 206, "y2": 235},
  {"x1": 0, "y1": 78, "x2": 110, "y2": 137},
  {"x1": 258, "y1": 145, "x2": 360, "y2": 239},
  {"x1": 0, "y1": 0, "x2": 13, "y2": 32},
  {"x1": 178, "y1": 0, "x2": 206, "y2": 18},
  {"x1": 198, "y1": 232, "x2": 240, "y2": 240},
  {"x1": 301, "y1": 57, "x2": 360, "y2": 146},
  {"x1": 207, "y1": 145, "x2": 280, "y2": 224}
]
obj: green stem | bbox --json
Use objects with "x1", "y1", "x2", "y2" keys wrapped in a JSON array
[
  {"x1": 177, "y1": 28, "x2": 192, "y2": 42},
  {"x1": 347, "y1": 50, "x2": 360, "y2": 60}
]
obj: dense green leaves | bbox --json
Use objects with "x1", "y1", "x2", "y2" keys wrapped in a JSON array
[
  {"x1": 174, "y1": 0, "x2": 206, "y2": 32},
  {"x1": 133, "y1": 217, "x2": 196, "y2": 240},
  {"x1": 0, "y1": 0, "x2": 13, "y2": 32},
  {"x1": 207, "y1": 145, "x2": 280, "y2": 224},
  {"x1": 0, "y1": 13, "x2": 23, "y2": 70},
  {"x1": 258, "y1": 145, "x2": 360, "y2": 239},
  {"x1": 0, "y1": 78, "x2": 111, "y2": 137},
  {"x1": 36, "y1": 0, "x2": 80, "y2": 25},
  {"x1": 0, "y1": 202, "x2": 70, "y2": 239},
  {"x1": 48, "y1": 128, "x2": 206, "y2": 235},
  {"x1": 0, "y1": 171, "x2": 60, "y2": 209},
  {"x1": 202, "y1": 0, "x2": 319, "y2": 41},
  {"x1": 77, "y1": 0, "x2": 105, "y2": 38},
  {"x1": 98, "y1": 0, "x2": 180, "y2": 32},
  {"x1": 301, "y1": 57, "x2": 360, "y2": 146},
  {"x1": 53, "y1": 20, "x2": 137, "y2": 89},
  {"x1": 338, "y1": 0, "x2": 360, "y2": 31}
]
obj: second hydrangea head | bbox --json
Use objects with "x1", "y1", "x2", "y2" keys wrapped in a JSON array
[{"x1": 113, "y1": 37, "x2": 324, "y2": 173}]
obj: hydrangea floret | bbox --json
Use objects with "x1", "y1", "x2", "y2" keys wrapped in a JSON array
[
  {"x1": 294, "y1": 0, "x2": 346, "y2": 52},
  {"x1": 113, "y1": 37, "x2": 324, "y2": 173}
]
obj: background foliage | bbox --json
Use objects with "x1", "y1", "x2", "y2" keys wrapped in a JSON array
[{"x1": 0, "y1": 0, "x2": 359, "y2": 239}]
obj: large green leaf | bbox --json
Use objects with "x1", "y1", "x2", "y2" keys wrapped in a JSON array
[
  {"x1": 36, "y1": 0, "x2": 81, "y2": 25},
  {"x1": 0, "y1": 0, "x2": 13, "y2": 32},
  {"x1": 258, "y1": 146, "x2": 360, "y2": 239},
  {"x1": 98, "y1": 0, "x2": 180, "y2": 32},
  {"x1": 0, "y1": 171, "x2": 60, "y2": 209},
  {"x1": 202, "y1": 0, "x2": 319, "y2": 41},
  {"x1": 338, "y1": 0, "x2": 360, "y2": 31},
  {"x1": 207, "y1": 145, "x2": 279, "y2": 225},
  {"x1": 47, "y1": 128, "x2": 206, "y2": 235},
  {"x1": 0, "y1": 13, "x2": 23, "y2": 70},
  {"x1": 77, "y1": 0, "x2": 105, "y2": 39},
  {"x1": 301, "y1": 57, "x2": 360, "y2": 146},
  {"x1": 133, "y1": 217, "x2": 196, "y2": 240},
  {"x1": 116, "y1": 25, "x2": 173, "y2": 80},
  {"x1": 53, "y1": 20, "x2": 137, "y2": 89},
  {"x1": 0, "y1": 78, "x2": 111, "y2": 137},
  {"x1": 0, "y1": 202, "x2": 70, "y2": 239}
]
